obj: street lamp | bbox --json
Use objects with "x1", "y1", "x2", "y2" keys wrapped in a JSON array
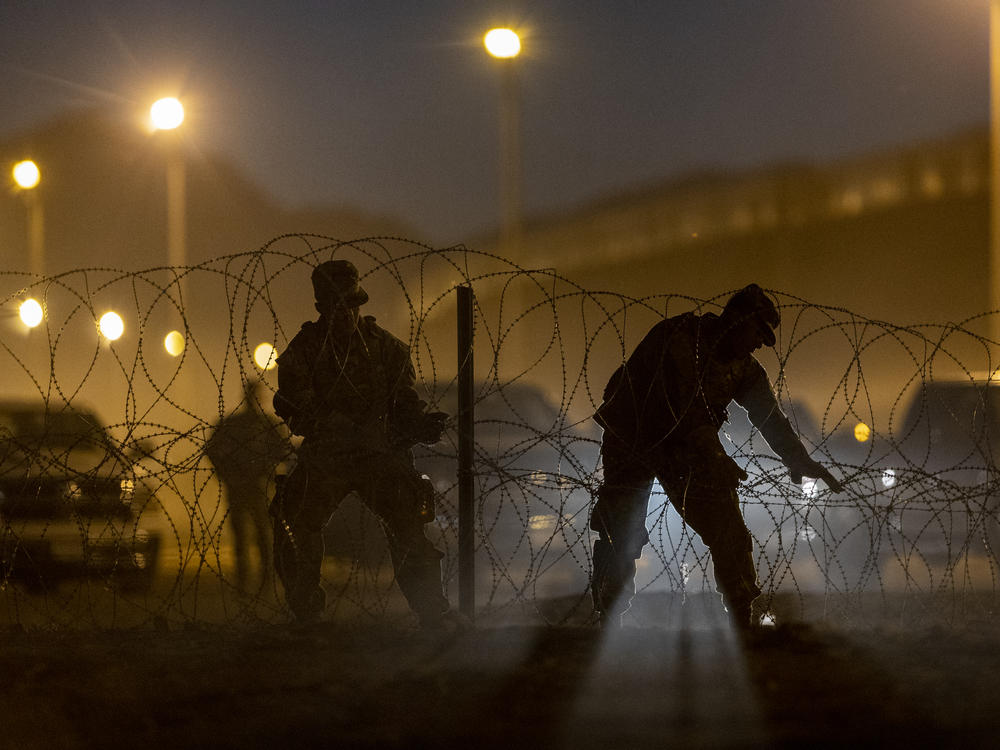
[
  {"x1": 484, "y1": 28, "x2": 521, "y2": 58},
  {"x1": 18, "y1": 298, "x2": 43, "y2": 329},
  {"x1": 484, "y1": 28, "x2": 523, "y2": 257},
  {"x1": 12, "y1": 160, "x2": 39, "y2": 189},
  {"x1": 12, "y1": 159, "x2": 44, "y2": 277},
  {"x1": 150, "y1": 97, "x2": 185, "y2": 131},
  {"x1": 164, "y1": 330, "x2": 185, "y2": 357},
  {"x1": 98, "y1": 311, "x2": 124, "y2": 341},
  {"x1": 253, "y1": 342, "x2": 277, "y2": 371}
]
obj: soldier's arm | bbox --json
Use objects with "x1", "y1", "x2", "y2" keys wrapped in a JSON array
[
  {"x1": 273, "y1": 328, "x2": 319, "y2": 437},
  {"x1": 735, "y1": 363, "x2": 843, "y2": 492},
  {"x1": 381, "y1": 329, "x2": 447, "y2": 446}
]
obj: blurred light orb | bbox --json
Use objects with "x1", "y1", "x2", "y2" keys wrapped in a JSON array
[
  {"x1": 19, "y1": 298, "x2": 43, "y2": 328},
  {"x1": 881, "y1": 468, "x2": 897, "y2": 489},
  {"x1": 254, "y1": 342, "x2": 277, "y2": 370},
  {"x1": 98, "y1": 311, "x2": 124, "y2": 341},
  {"x1": 801, "y1": 478, "x2": 819, "y2": 499},
  {"x1": 150, "y1": 97, "x2": 185, "y2": 130},
  {"x1": 164, "y1": 330, "x2": 185, "y2": 357},
  {"x1": 854, "y1": 422, "x2": 871, "y2": 442},
  {"x1": 12, "y1": 160, "x2": 40, "y2": 189},
  {"x1": 484, "y1": 28, "x2": 521, "y2": 58}
]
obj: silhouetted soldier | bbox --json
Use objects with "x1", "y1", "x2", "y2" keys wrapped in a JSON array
[
  {"x1": 271, "y1": 260, "x2": 452, "y2": 626},
  {"x1": 205, "y1": 378, "x2": 287, "y2": 595},
  {"x1": 591, "y1": 284, "x2": 843, "y2": 630}
]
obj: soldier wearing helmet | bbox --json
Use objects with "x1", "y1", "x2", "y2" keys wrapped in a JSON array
[
  {"x1": 271, "y1": 260, "x2": 453, "y2": 626},
  {"x1": 591, "y1": 283, "x2": 843, "y2": 630}
]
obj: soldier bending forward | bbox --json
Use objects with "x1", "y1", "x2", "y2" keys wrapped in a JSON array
[{"x1": 591, "y1": 284, "x2": 843, "y2": 629}]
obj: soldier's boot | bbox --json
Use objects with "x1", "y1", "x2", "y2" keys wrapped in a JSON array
[
  {"x1": 706, "y1": 523, "x2": 762, "y2": 633},
  {"x1": 272, "y1": 517, "x2": 326, "y2": 624},
  {"x1": 396, "y1": 555, "x2": 452, "y2": 630},
  {"x1": 725, "y1": 596, "x2": 756, "y2": 633},
  {"x1": 591, "y1": 538, "x2": 636, "y2": 628}
]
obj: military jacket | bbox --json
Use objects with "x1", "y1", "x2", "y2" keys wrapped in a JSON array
[
  {"x1": 273, "y1": 315, "x2": 429, "y2": 454},
  {"x1": 596, "y1": 311, "x2": 809, "y2": 465}
]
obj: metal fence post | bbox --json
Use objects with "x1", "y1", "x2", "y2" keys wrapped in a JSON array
[{"x1": 457, "y1": 285, "x2": 475, "y2": 620}]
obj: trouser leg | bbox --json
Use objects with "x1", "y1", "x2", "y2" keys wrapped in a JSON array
[
  {"x1": 590, "y1": 440, "x2": 653, "y2": 622},
  {"x1": 249, "y1": 482, "x2": 275, "y2": 591},
  {"x1": 271, "y1": 466, "x2": 335, "y2": 622},
  {"x1": 370, "y1": 471, "x2": 448, "y2": 624},
  {"x1": 227, "y1": 498, "x2": 250, "y2": 591},
  {"x1": 667, "y1": 480, "x2": 761, "y2": 628}
]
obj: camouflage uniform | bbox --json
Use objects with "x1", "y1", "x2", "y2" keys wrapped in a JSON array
[
  {"x1": 271, "y1": 261, "x2": 448, "y2": 624},
  {"x1": 592, "y1": 285, "x2": 836, "y2": 627}
]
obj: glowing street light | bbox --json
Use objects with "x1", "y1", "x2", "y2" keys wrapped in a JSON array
[
  {"x1": 150, "y1": 97, "x2": 185, "y2": 131},
  {"x1": 881, "y1": 468, "x2": 897, "y2": 490},
  {"x1": 18, "y1": 298, "x2": 43, "y2": 328},
  {"x1": 12, "y1": 160, "x2": 40, "y2": 189},
  {"x1": 484, "y1": 28, "x2": 521, "y2": 58},
  {"x1": 164, "y1": 330, "x2": 185, "y2": 357},
  {"x1": 854, "y1": 422, "x2": 871, "y2": 442},
  {"x1": 483, "y1": 28, "x2": 523, "y2": 257},
  {"x1": 253, "y1": 342, "x2": 277, "y2": 371},
  {"x1": 98, "y1": 311, "x2": 124, "y2": 341}
]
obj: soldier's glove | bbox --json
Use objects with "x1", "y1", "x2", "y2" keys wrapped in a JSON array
[
  {"x1": 786, "y1": 457, "x2": 844, "y2": 493},
  {"x1": 415, "y1": 411, "x2": 449, "y2": 445}
]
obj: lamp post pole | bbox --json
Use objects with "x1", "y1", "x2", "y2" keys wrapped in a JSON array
[
  {"x1": 991, "y1": 0, "x2": 1000, "y2": 362},
  {"x1": 498, "y1": 61, "x2": 522, "y2": 258},
  {"x1": 150, "y1": 98, "x2": 187, "y2": 299},
  {"x1": 12, "y1": 160, "x2": 43, "y2": 277}
]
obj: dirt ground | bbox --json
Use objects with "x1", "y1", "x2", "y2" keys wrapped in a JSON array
[{"x1": 3, "y1": 593, "x2": 1000, "y2": 750}]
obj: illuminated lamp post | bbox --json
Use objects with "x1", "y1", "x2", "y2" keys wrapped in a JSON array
[
  {"x1": 12, "y1": 159, "x2": 44, "y2": 277},
  {"x1": 484, "y1": 28, "x2": 523, "y2": 258}
]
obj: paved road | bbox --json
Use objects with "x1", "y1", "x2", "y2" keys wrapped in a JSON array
[{"x1": 6, "y1": 612, "x2": 1000, "y2": 749}]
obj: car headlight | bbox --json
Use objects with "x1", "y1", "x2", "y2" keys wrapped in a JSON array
[
  {"x1": 119, "y1": 479, "x2": 135, "y2": 503},
  {"x1": 881, "y1": 469, "x2": 897, "y2": 490}
]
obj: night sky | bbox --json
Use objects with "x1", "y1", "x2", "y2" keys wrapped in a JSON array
[{"x1": 1, "y1": 0, "x2": 990, "y2": 245}]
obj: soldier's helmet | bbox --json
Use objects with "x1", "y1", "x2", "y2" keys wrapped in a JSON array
[
  {"x1": 722, "y1": 283, "x2": 780, "y2": 347},
  {"x1": 311, "y1": 260, "x2": 369, "y2": 308}
]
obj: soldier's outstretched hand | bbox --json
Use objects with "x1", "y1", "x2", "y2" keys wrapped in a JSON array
[{"x1": 788, "y1": 457, "x2": 844, "y2": 493}]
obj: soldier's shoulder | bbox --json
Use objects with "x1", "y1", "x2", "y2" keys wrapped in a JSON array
[
  {"x1": 282, "y1": 319, "x2": 320, "y2": 350},
  {"x1": 362, "y1": 316, "x2": 408, "y2": 350},
  {"x1": 643, "y1": 311, "x2": 697, "y2": 342},
  {"x1": 298, "y1": 319, "x2": 322, "y2": 336}
]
